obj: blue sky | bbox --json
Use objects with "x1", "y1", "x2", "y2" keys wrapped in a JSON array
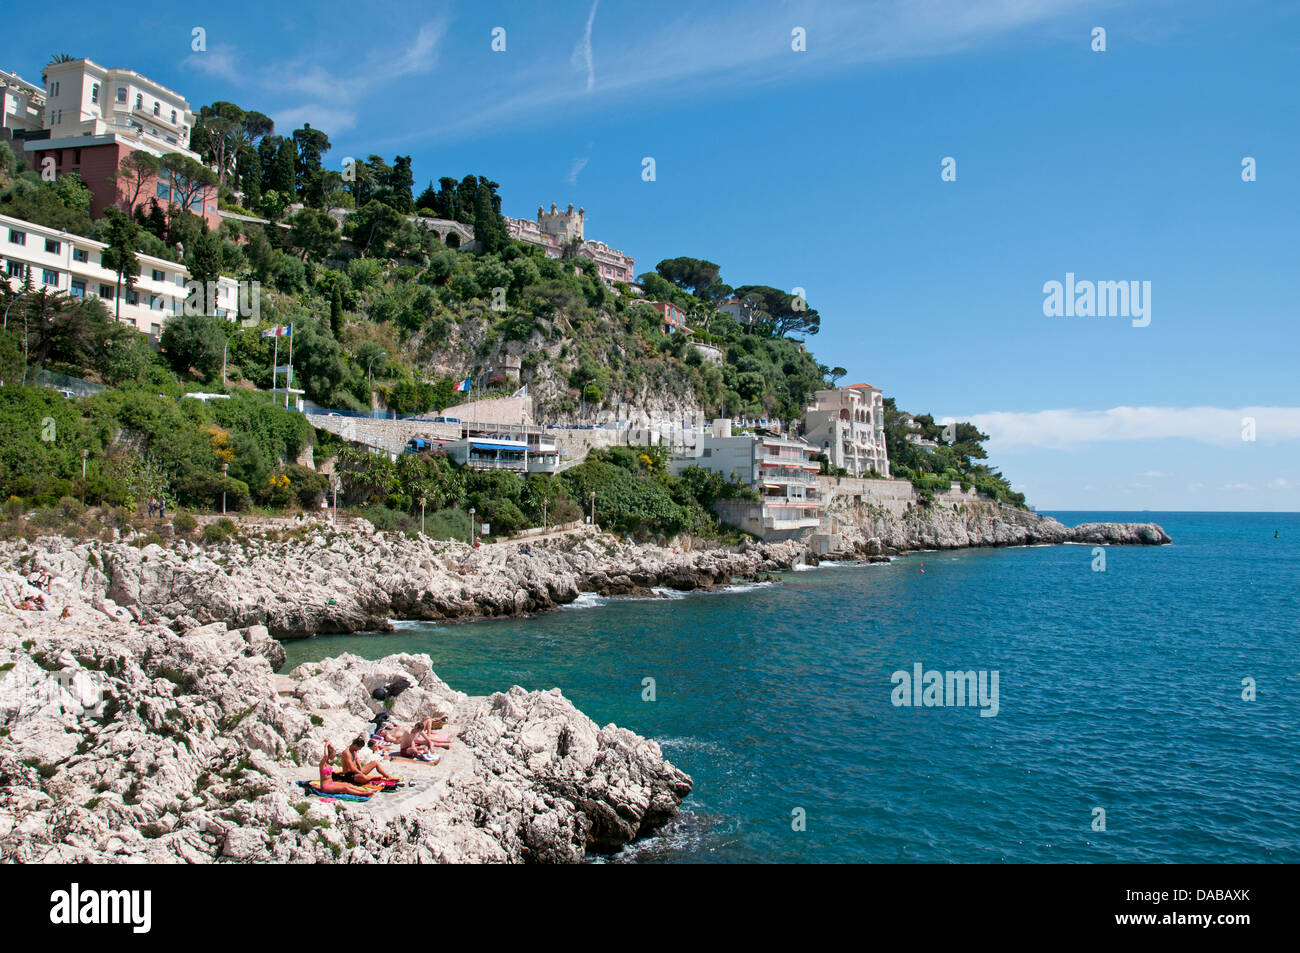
[{"x1": 5, "y1": 0, "x2": 1298, "y2": 510}]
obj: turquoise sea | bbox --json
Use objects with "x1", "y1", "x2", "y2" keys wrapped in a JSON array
[{"x1": 281, "y1": 512, "x2": 1300, "y2": 863}]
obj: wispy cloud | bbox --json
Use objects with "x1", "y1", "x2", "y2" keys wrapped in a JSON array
[
  {"x1": 381, "y1": 0, "x2": 1096, "y2": 145},
  {"x1": 565, "y1": 155, "x2": 591, "y2": 185},
  {"x1": 181, "y1": 20, "x2": 445, "y2": 138},
  {"x1": 963, "y1": 406, "x2": 1300, "y2": 450},
  {"x1": 573, "y1": 0, "x2": 600, "y2": 93}
]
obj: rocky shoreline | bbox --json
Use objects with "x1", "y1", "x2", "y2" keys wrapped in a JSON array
[
  {"x1": 824, "y1": 499, "x2": 1171, "y2": 560},
  {"x1": 0, "y1": 505, "x2": 1168, "y2": 641},
  {"x1": 0, "y1": 572, "x2": 690, "y2": 863},
  {"x1": 0, "y1": 507, "x2": 1167, "y2": 864}
]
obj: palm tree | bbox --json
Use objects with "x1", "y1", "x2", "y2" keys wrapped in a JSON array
[{"x1": 41, "y1": 53, "x2": 75, "y2": 85}]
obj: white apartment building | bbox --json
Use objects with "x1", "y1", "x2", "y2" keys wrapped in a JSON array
[
  {"x1": 1, "y1": 69, "x2": 45, "y2": 132},
  {"x1": 40, "y1": 58, "x2": 196, "y2": 156},
  {"x1": 802, "y1": 383, "x2": 890, "y2": 478},
  {"x1": 1, "y1": 212, "x2": 238, "y2": 337},
  {"x1": 670, "y1": 419, "x2": 823, "y2": 538}
]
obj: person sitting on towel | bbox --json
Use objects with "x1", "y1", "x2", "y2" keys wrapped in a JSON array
[
  {"x1": 340, "y1": 736, "x2": 395, "y2": 783},
  {"x1": 319, "y1": 743, "x2": 374, "y2": 797}
]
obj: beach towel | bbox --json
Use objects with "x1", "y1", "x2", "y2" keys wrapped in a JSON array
[
  {"x1": 332, "y1": 772, "x2": 404, "y2": 789},
  {"x1": 296, "y1": 780, "x2": 370, "y2": 802},
  {"x1": 386, "y1": 753, "x2": 443, "y2": 765}
]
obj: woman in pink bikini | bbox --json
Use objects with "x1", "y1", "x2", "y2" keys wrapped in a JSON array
[{"x1": 318, "y1": 743, "x2": 374, "y2": 796}]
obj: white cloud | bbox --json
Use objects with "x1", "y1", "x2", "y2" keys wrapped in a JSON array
[
  {"x1": 1137, "y1": 470, "x2": 1172, "y2": 478},
  {"x1": 391, "y1": 0, "x2": 1096, "y2": 143},
  {"x1": 573, "y1": 0, "x2": 600, "y2": 93},
  {"x1": 565, "y1": 156, "x2": 590, "y2": 184},
  {"x1": 182, "y1": 20, "x2": 445, "y2": 138},
  {"x1": 964, "y1": 406, "x2": 1300, "y2": 450},
  {"x1": 273, "y1": 105, "x2": 359, "y2": 135},
  {"x1": 1267, "y1": 478, "x2": 1290, "y2": 489}
]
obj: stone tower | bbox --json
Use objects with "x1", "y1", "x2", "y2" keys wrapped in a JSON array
[{"x1": 537, "y1": 202, "x2": 585, "y2": 244}]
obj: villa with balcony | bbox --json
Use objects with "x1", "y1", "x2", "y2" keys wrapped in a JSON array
[
  {"x1": 19, "y1": 58, "x2": 220, "y2": 229},
  {"x1": 669, "y1": 419, "x2": 823, "y2": 539},
  {"x1": 802, "y1": 383, "x2": 891, "y2": 478}
]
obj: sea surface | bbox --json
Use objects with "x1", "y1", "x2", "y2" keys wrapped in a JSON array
[{"x1": 281, "y1": 512, "x2": 1300, "y2": 863}]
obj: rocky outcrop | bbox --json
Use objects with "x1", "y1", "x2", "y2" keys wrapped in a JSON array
[
  {"x1": 0, "y1": 568, "x2": 690, "y2": 863},
  {"x1": 826, "y1": 499, "x2": 1169, "y2": 556},
  {"x1": 0, "y1": 526, "x2": 803, "y2": 640}
]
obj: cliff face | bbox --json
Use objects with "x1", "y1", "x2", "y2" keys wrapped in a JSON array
[{"x1": 825, "y1": 497, "x2": 1171, "y2": 555}]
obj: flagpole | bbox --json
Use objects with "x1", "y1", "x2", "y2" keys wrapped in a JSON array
[
  {"x1": 271, "y1": 332, "x2": 278, "y2": 400},
  {"x1": 286, "y1": 325, "x2": 293, "y2": 409}
]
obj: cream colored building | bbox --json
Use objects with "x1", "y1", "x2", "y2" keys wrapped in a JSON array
[
  {"x1": 1, "y1": 68, "x2": 45, "y2": 132},
  {"x1": 2, "y1": 212, "x2": 239, "y2": 337},
  {"x1": 802, "y1": 384, "x2": 890, "y2": 478},
  {"x1": 40, "y1": 58, "x2": 197, "y2": 156}
]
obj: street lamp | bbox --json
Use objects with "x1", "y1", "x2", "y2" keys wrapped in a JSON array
[
  {"x1": 330, "y1": 475, "x2": 339, "y2": 526},
  {"x1": 367, "y1": 351, "x2": 386, "y2": 404},
  {"x1": 221, "y1": 462, "x2": 229, "y2": 514},
  {"x1": 589, "y1": 491, "x2": 596, "y2": 526},
  {"x1": 541, "y1": 498, "x2": 547, "y2": 534},
  {"x1": 468, "y1": 506, "x2": 476, "y2": 545},
  {"x1": 222, "y1": 339, "x2": 230, "y2": 388},
  {"x1": 2, "y1": 290, "x2": 28, "y2": 332},
  {"x1": 419, "y1": 495, "x2": 426, "y2": 536}
]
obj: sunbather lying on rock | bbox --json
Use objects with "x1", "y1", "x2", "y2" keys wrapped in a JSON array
[
  {"x1": 340, "y1": 736, "x2": 395, "y2": 783},
  {"x1": 318, "y1": 743, "x2": 374, "y2": 797}
]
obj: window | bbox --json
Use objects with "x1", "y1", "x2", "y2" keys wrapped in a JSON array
[
  {"x1": 9, "y1": 229, "x2": 25, "y2": 245},
  {"x1": 72, "y1": 248, "x2": 88, "y2": 263},
  {"x1": 116, "y1": 87, "x2": 126, "y2": 104},
  {"x1": 7, "y1": 261, "x2": 24, "y2": 278},
  {"x1": 91, "y1": 83, "x2": 99, "y2": 104},
  {"x1": 156, "y1": 181, "x2": 171, "y2": 200},
  {"x1": 99, "y1": 284, "x2": 114, "y2": 298},
  {"x1": 45, "y1": 238, "x2": 60, "y2": 254},
  {"x1": 170, "y1": 109, "x2": 176, "y2": 123},
  {"x1": 126, "y1": 290, "x2": 138, "y2": 305},
  {"x1": 150, "y1": 295, "x2": 162, "y2": 310},
  {"x1": 42, "y1": 269, "x2": 59, "y2": 287},
  {"x1": 70, "y1": 279, "x2": 85, "y2": 298},
  {"x1": 152, "y1": 101, "x2": 160, "y2": 116},
  {"x1": 151, "y1": 269, "x2": 165, "y2": 282},
  {"x1": 150, "y1": 323, "x2": 161, "y2": 338},
  {"x1": 135, "y1": 93, "x2": 142, "y2": 109},
  {"x1": 73, "y1": 149, "x2": 81, "y2": 163},
  {"x1": 51, "y1": 81, "x2": 60, "y2": 96}
]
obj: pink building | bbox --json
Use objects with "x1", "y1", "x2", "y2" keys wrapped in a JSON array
[
  {"x1": 649, "y1": 300, "x2": 691, "y2": 335},
  {"x1": 504, "y1": 203, "x2": 635, "y2": 287}
]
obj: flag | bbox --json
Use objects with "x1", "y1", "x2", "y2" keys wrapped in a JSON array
[
  {"x1": 261, "y1": 325, "x2": 292, "y2": 338},
  {"x1": 509, "y1": 384, "x2": 528, "y2": 399},
  {"x1": 452, "y1": 376, "x2": 471, "y2": 392}
]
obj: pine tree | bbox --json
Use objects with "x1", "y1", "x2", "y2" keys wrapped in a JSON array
[{"x1": 330, "y1": 286, "x2": 343, "y2": 338}]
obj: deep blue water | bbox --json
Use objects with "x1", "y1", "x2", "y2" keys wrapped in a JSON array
[{"x1": 282, "y1": 512, "x2": 1300, "y2": 863}]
